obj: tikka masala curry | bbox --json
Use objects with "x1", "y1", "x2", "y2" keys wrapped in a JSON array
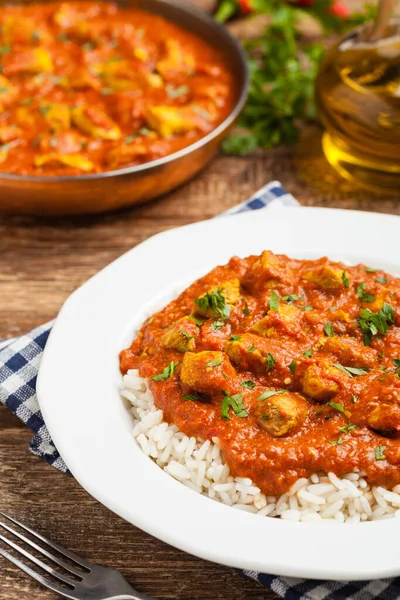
[
  {"x1": 120, "y1": 252, "x2": 400, "y2": 496},
  {"x1": 0, "y1": 2, "x2": 234, "y2": 175}
]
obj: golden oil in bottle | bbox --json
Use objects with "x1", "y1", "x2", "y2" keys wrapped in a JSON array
[{"x1": 315, "y1": 20, "x2": 400, "y2": 193}]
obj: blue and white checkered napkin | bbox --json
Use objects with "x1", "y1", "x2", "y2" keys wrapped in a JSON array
[{"x1": 1, "y1": 180, "x2": 399, "y2": 600}]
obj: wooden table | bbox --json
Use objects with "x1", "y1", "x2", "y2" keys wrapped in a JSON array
[{"x1": 1, "y1": 1, "x2": 400, "y2": 594}]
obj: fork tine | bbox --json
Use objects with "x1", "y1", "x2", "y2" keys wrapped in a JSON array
[
  {"x1": 0, "y1": 512, "x2": 91, "y2": 570},
  {"x1": 0, "y1": 545, "x2": 76, "y2": 600},
  {"x1": 0, "y1": 531, "x2": 77, "y2": 586},
  {"x1": 0, "y1": 518, "x2": 83, "y2": 577}
]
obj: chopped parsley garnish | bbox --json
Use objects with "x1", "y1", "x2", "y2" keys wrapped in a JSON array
[
  {"x1": 364, "y1": 267, "x2": 378, "y2": 273},
  {"x1": 206, "y1": 358, "x2": 223, "y2": 368},
  {"x1": 39, "y1": 105, "x2": 51, "y2": 117},
  {"x1": 31, "y1": 30, "x2": 41, "y2": 42},
  {"x1": 192, "y1": 104, "x2": 212, "y2": 120},
  {"x1": 166, "y1": 84, "x2": 189, "y2": 98},
  {"x1": 241, "y1": 380, "x2": 256, "y2": 389},
  {"x1": 378, "y1": 350, "x2": 385, "y2": 359},
  {"x1": 49, "y1": 137, "x2": 58, "y2": 148},
  {"x1": 243, "y1": 300, "x2": 250, "y2": 316},
  {"x1": 352, "y1": 394, "x2": 359, "y2": 404},
  {"x1": 221, "y1": 392, "x2": 248, "y2": 419},
  {"x1": 329, "y1": 305, "x2": 338, "y2": 312},
  {"x1": 101, "y1": 87, "x2": 114, "y2": 95},
  {"x1": 282, "y1": 294, "x2": 301, "y2": 304},
  {"x1": 189, "y1": 314, "x2": 203, "y2": 326},
  {"x1": 248, "y1": 343, "x2": 255, "y2": 353},
  {"x1": 333, "y1": 363, "x2": 369, "y2": 377},
  {"x1": 266, "y1": 352, "x2": 276, "y2": 372},
  {"x1": 375, "y1": 445, "x2": 387, "y2": 461},
  {"x1": 338, "y1": 423, "x2": 357, "y2": 434},
  {"x1": 195, "y1": 289, "x2": 231, "y2": 320},
  {"x1": 82, "y1": 41, "x2": 96, "y2": 51},
  {"x1": 316, "y1": 401, "x2": 345, "y2": 415},
  {"x1": 258, "y1": 389, "x2": 284, "y2": 401},
  {"x1": 20, "y1": 97, "x2": 34, "y2": 106},
  {"x1": 211, "y1": 320, "x2": 224, "y2": 330},
  {"x1": 359, "y1": 303, "x2": 394, "y2": 346},
  {"x1": 269, "y1": 290, "x2": 279, "y2": 311},
  {"x1": 289, "y1": 361, "x2": 297, "y2": 374},
  {"x1": 375, "y1": 276, "x2": 387, "y2": 284},
  {"x1": 229, "y1": 335, "x2": 241, "y2": 341},
  {"x1": 393, "y1": 359, "x2": 400, "y2": 376},
  {"x1": 150, "y1": 360, "x2": 179, "y2": 381},
  {"x1": 324, "y1": 321, "x2": 334, "y2": 337},
  {"x1": 183, "y1": 392, "x2": 209, "y2": 403},
  {"x1": 300, "y1": 305, "x2": 313, "y2": 311},
  {"x1": 302, "y1": 349, "x2": 312, "y2": 358},
  {"x1": 330, "y1": 437, "x2": 343, "y2": 446},
  {"x1": 57, "y1": 32, "x2": 69, "y2": 41},
  {"x1": 356, "y1": 283, "x2": 376, "y2": 303},
  {"x1": 180, "y1": 330, "x2": 194, "y2": 339},
  {"x1": 0, "y1": 44, "x2": 11, "y2": 56},
  {"x1": 342, "y1": 271, "x2": 349, "y2": 288}
]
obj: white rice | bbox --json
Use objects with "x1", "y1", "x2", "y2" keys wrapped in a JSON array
[{"x1": 122, "y1": 369, "x2": 400, "y2": 524}]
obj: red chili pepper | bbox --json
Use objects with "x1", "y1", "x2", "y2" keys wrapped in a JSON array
[
  {"x1": 329, "y1": 1, "x2": 350, "y2": 18},
  {"x1": 238, "y1": 0, "x2": 252, "y2": 14}
]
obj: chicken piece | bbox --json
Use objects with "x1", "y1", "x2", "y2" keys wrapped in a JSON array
[
  {"x1": 300, "y1": 362, "x2": 340, "y2": 401},
  {"x1": 37, "y1": 131, "x2": 85, "y2": 154},
  {"x1": 0, "y1": 16, "x2": 50, "y2": 45},
  {"x1": 193, "y1": 280, "x2": 240, "y2": 319},
  {"x1": 3, "y1": 48, "x2": 53, "y2": 76},
  {"x1": 160, "y1": 316, "x2": 199, "y2": 352},
  {"x1": 156, "y1": 40, "x2": 195, "y2": 80},
  {"x1": 34, "y1": 153, "x2": 94, "y2": 172},
  {"x1": 0, "y1": 125, "x2": 21, "y2": 143},
  {"x1": 106, "y1": 143, "x2": 148, "y2": 169},
  {"x1": 71, "y1": 106, "x2": 121, "y2": 140},
  {"x1": 242, "y1": 250, "x2": 292, "y2": 295},
  {"x1": 368, "y1": 402, "x2": 400, "y2": 436},
  {"x1": 251, "y1": 303, "x2": 304, "y2": 339},
  {"x1": 302, "y1": 265, "x2": 344, "y2": 291},
  {"x1": 180, "y1": 351, "x2": 237, "y2": 394},
  {"x1": 224, "y1": 333, "x2": 284, "y2": 374},
  {"x1": 316, "y1": 335, "x2": 376, "y2": 368},
  {"x1": 0, "y1": 75, "x2": 18, "y2": 110},
  {"x1": 144, "y1": 106, "x2": 196, "y2": 138},
  {"x1": 39, "y1": 103, "x2": 71, "y2": 131},
  {"x1": 256, "y1": 392, "x2": 308, "y2": 437}
]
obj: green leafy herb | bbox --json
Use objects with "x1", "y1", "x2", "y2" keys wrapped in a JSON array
[
  {"x1": 333, "y1": 363, "x2": 369, "y2": 377},
  {"x1": 282, "y1": 294, "x2": 300, "y2": 304},
  {"x1": 258, "y1": 389, "x2": 284, "y2": 401},
  {"x1": 260, "y1": 414, "x2": 270, "y2": 421},
  {"x1": 20, "y1": 97, "x2": 34, "y2": 106},
  {"x1": 375, "y1": 277, "x2": 387, "y2": 284},
  {"x1": 39, "y1": 105, "x2": 51, "y2": 117},
  {"x1": 289, "y1": 361, "x2": 297, "y2": 374},
  {"x1": 206, "y1": 358, "x2": 223, "y2": 368},
  {"x1": 393, "y1": 359, "x2": 400, "y2": 376},
  {"x1": 300, "y1": 305, "x2": 313, "y2": 311},
  {"x1": 101, "y1": 87, "x2": 114, "y2": 95},
  {"x1": 375, "y1": 445, "x2": 387, "y2": 461},
  {"x1": 338, "y1": 423, "x2": 357, "y2": 434},
  {"x1": 192, "y1": 104, "x2": 212, "y2": 120},
  {"x1": 302, "y1": 349, "x2": 312, "y2": 358},
  {"x1": 230, "y1": 334, "x2": 241, "y2": 341},
  {"x1": 269, "y1": 290, "x2": 279, "y2": 311},
  {"x1": 356, "y1": 283, "x2": 376, "y2": 303},
  {"x1": 329, "y1": 305, "x2": 338, "y2": 312},
  {"x1": 166, "y1": 84, "x2": 189, "y2": 99},
  {"x1": 241, "y1": 380, "x2": 256, "y2": 389},
  {"x1": 364, "y1": 267, "x2": 378, "y2": 273},
  {"x1": 243, "y1": 300, "x2": 250, "y2": 315},
  {"x1": 359, "y1": 303, "x2": 394, "y2": 346},
  {"x1": 183, "y1": 392, "x2": 209, "y2": 403},
  {"x1": 180, "y1": 330, "x2": 194, "y2": 340},
  {"x1": 248, "y1": 343, "x2": 255, "y2": 353},
  {"x1": 211, "y1": 320, "x2": 224, "y2": 330},
  {"x1": 0, "y1": 44, "x2": 11, "y2": 56},
  {"x1": 57, "y1": 32, "x2": 69, "y2": 41},
  {"x1": 378, "y1": 350, "x2": 385, "y2": 359},
  {"x1": 315, "y1": 400, "x2": 346, "y2": 416},
  {"x1": 82, "y1": 41, "x2": 96, "y2": 51},
  {"x1": 221, "y1": 392, "x2": 248, "y2": 419},
  {"x1": 330, "y1": 437, "x2": 343, "y2": 446},
  {"x1": 31, "y1": 30, "x2": 41, "y2": 42},
  {"x1": 342, "y1": 271, "x2": 349, "y2": 288},
  {"x1": 189, "y1": 314, "x2": 203, "y2": 326},
  {"x1": 324, "y1": 321, "x2": 334, "y2": 337},
  {"x1": 352, "y1": 394, "x2": 359, "y2": 404},
  {"x1": 150, "y1": 360, "x2": 179, "y2": 381},
  {"x1": 195, "y1": 289, "x2": 231, "y2": 320},
  {"x1": 266, "y1": 352, "x2": 276, "y2": 372},
  {"x1": 49, "y1": 137, "x2": 58, "y2": 148}
]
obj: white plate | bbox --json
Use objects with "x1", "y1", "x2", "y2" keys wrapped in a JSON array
[{"x1": 37, "y1": 207, "x2": 400, "y2": 581}]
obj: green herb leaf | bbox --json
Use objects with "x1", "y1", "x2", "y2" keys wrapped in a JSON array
[
  {"x1": 330, "y1": 437, "x2": 343, "y2": 446},
  {"x1": 338, "y1": 423, "x2": 357, "y2": 433},
  {"x1": 289, "y1": 361, "x2": 297, "y2": 374},
  {"x1": 359, "y1": 303, "x2": 394, "y2": 346},
  {"x1": 326, "y1": 401, "x2": 345, "y2": 414},
  {"x1": 206, "y1": 358, "x2": 223, "y2": 368},
  {"x1": 166, "y1": 84, "x2": 189, "y2": 99},
  {"x1": 269, "y1": 290, "x2": 280, "y2": 311},
  {"x1": 241, "y1": 380, "x2": 256, "y2": 389},
  {"x1": 258, "y1": 389, "x2": 284, "y2": 401},
  {"x1": 375, "y1": 277, "x2": 387, "y2": 284},
  {"x1": 39, "y1": 105, "x2": 51, "y2": 117},
  {"x1": 189, "y1": 314, "x2": 203, "y2": 326},
  {"x1": 229, "y1": 335, "x2": 241, "y2": 341},
  {"x1": 211, "y1": 320, "x2": 224, "y2": 330},
  {"x1": 342, "y1": 271, "x2": 349, "y2": 288},
  {"x1": 333, "y1": 363, "x2": 369, "y2": 377},
  {"x1": 393, "y1": 358, "x2": 400, "y2": 376},
  {"x1": 356, "y1": 283, "x2": 376, "y2": 303},
  {"x1": 243, "y1": 300, "x2": 250, "y2": 315},
  {"x1": 266, "y1": 352, "x2": 276, "y2": 372},
  {"x1": 352, "y1": 394, "x2": 359, "y2": 404},
  {"x1": 101, "y1": 87, "x2": 114, "y2": 95},
  {"x1": 248, "y1": 343, "x2": 255, "y2": 353},
  {"x1": 324, "y1": 321, "x2": 334, "y2": 337},
  {"x1": 194, "y1": 289, "x2": 231, "y2": 320},
  {"x1": 150, "y1": 360, "x2": 179, "y2": 381},
  {"x1": 0, "y1": 44, "x2": 11, "y2": 56},
  {"x1": 180, "y1": 330, "x2": 194, "y2": 340},
  {"x1": 300, "y1": 305, "x2": 313, "y2": 312},
  {"x1": 302, "y1": 349, "x2": 312, "y2": 358},
  {"x1": 221, "y1": 392, "x2": 248, "y2": 419},
  {"x1": 282, "y1": 294, "x2": 300, "y2": 304},
  {"x1": 364, "y1": 267, "x2": 378, "y2": 273},
  {"x1": 375, "y1": 445, "x2": 387, "y2": 461},
  {"x1": 20, "y1": 97, "x2": 34, "y2": 106},
  {"x1": 182, "y1": 392, "x2": 209, "y2": 403}
]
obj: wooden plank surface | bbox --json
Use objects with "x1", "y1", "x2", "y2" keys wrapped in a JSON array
[{"x1": 1, "y1": 3, "x2": 400, "y2": 599}]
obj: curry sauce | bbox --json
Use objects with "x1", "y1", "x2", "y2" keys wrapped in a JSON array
[
  {"x1": 120, "y1": 252, "x2": 400, "y2": 496},
  {"x1": 0, "y1": 2, "x2": 234, "y2": 175}
]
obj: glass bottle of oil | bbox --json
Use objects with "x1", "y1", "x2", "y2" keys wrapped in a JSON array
[{"x1": 315, "y1": 0, "x2": 400, "y2": 193}]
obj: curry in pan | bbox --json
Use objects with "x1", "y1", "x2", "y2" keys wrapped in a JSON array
[
  {"x1": 0, "y1": 2, "x2": 234, "y2": 176},
  {"x1": 121, "y1": 251, "x2": 400, "y2": 497}
]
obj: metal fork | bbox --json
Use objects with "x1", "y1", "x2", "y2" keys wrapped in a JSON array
[{"x1": 0, "y1": 512, "x2": 154, "y2": 600}]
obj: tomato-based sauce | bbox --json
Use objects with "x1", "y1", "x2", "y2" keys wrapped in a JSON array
[
  {"x1": 120, "y1": 251, "x2": 400, "y2": 496},
  {"x1": 0, "y1": 2, "x2": 234, "y2": 176}
]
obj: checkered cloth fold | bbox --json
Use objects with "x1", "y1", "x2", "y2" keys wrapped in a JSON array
[{"x1": 1, "y1": 181, "x2": 399, "y2": 599}]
